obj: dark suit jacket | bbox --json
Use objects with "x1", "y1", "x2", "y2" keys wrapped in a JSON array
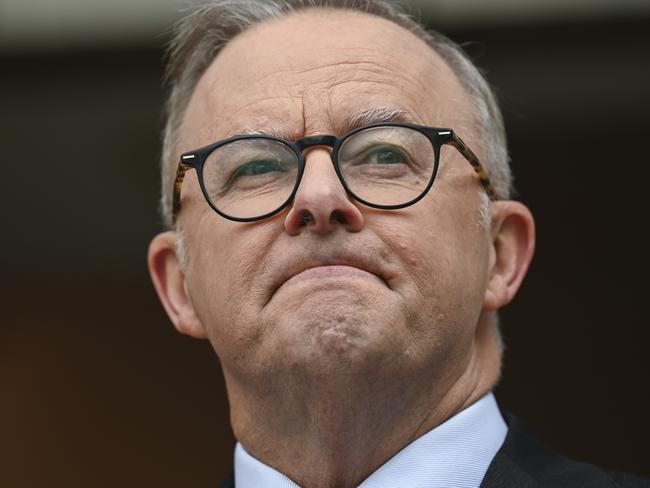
[
  {"x1": 219, "y1": 413, "x2": 649, "y2": 487},
  {"x1": 480, "y1": 414, "x2": 648, "y2": 487}
]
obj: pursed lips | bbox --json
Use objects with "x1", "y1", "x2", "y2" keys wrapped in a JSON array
[
  {"x1": 283, "y1": 265, "x2": 383, "y2": 287},
  {"x1": 270, "y1": 259, "x2": 391, "y2": 301}
]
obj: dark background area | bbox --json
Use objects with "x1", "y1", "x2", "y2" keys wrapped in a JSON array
[{"x1": 2, "y1": 9, "x2": 649, "y2": 488}]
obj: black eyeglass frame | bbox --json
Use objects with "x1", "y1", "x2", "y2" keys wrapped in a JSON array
[{"x1": 172, "y1": 121, "x2": 496, "y2": 224}]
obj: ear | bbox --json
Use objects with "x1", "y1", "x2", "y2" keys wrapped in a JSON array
[
  {"x1": 484, "y1": 201, "x2": 536, "y2": 311},
  {"x1": 147, "y1": 231, "x2": 207, "y2": 339}
]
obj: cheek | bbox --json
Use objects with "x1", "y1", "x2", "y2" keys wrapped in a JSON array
[
  {"x1": 374, "y1": 202, "x2": 489, "y2": 312},
  {"x1": 184, "y1": 219, "x2": 280, "y2": 349}
]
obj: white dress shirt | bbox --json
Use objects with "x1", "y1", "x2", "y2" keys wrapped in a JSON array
[{"x1": 234, "y1": 392, "x2": 507, "y2": 488}]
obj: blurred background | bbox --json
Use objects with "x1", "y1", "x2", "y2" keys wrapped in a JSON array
[{"x1": 2, "y1": 0, "x2": 649, "y2": 486}]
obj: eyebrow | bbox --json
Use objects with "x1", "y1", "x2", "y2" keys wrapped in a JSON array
[
  {"x1": 239, "y1": 128, "x2": 295, "y2": 139},
  {"x1": 237, "y1": 106, "x2": 414, "y2": 140},
  {"x1": 341, "y1": 107, "x2": 413, "y2": 133}
]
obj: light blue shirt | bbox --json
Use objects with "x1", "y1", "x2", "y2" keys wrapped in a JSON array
[{"x1": 234, "y1": 392, "x2": 507, "y2": 488}]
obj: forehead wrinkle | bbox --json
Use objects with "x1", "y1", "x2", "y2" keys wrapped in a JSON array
[
  {"x1": 234, "y1": 106, "x2": 418, "y2": 141},
  {"x1": 234, "y1": 30, "x2": 457, "y2": 111},
  {"x1": 250, "y1": 59, "x2": 426, "y2": 91},
  {"x1": 194, "y1": 87, "x2": 306, "y2": 141},
  {"x1": 194, "y1": 73, "x2": 445, "y2": 146},
  {"x1": 241, "y1": 60, "x2": 400, "y2": 105},
  {"x1": 228, "y1": 95, "x2": 296, "y2": 121},
  {"x1": 228, "y1": 28, "x2": 436, "y2": 91},
  {"x1": 314, "y1": 61, "x2": 451, "y2": 125},
  {"x1": 323, "y1": 40, "x2": 470, "y2": 125},
  {"x1": 189, "y1": 9, "x2": 471, "y2": 148}
]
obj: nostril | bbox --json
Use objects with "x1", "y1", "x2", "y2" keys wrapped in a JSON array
[
  {"x1": 285, "y1": 196, "x2": 364, "y2": 235},
  {"x1": 300, "y1": 210, "x2": 315, "y2": 227},
  {"x1": 330, "y1": 210, "x2": 348, "y2": 225}
]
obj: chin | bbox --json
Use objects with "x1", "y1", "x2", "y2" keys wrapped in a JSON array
[{"x1": 270, "y1": 302, "x2": 402, "y2": 377}]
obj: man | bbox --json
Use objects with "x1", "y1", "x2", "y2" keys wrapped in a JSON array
[{"x1": 147, "y1": 1, "x2": 648, "y2": 487}]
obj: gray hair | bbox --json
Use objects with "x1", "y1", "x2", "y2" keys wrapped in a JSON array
[{"x1": 159, "y1": 0, "x2": 513, "y2": 229}]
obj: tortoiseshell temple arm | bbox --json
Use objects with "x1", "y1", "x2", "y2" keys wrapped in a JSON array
[
  {"x1": 172, "y1": 160, "x2": 194, "y2": 226},
  {"x1": 448, "y1": 133, "x2": 497, "y2": 200}
]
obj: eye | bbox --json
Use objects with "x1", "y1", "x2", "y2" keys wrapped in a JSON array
[
  {"x1": 352, "y1": 144, "x2": 412, "y2": 167},
  {"x1": 368, "y1": 146, "x2": 407, "y2": 165},
  {"x1": 233, "y1": 159, "x2": 286, "y2": 177}
]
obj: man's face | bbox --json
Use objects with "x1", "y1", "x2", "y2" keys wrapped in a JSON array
[{"x1": 176, "y1": 11, "x2": 492, "y2": 392}]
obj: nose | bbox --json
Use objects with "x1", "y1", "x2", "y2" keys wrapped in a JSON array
[{"x1": 284, "y1": 148, "x2": 365, "y2": 236}]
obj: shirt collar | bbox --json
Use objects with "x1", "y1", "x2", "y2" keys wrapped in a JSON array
[{"x1": 234, "y1": 392, "x2": 507, "y2": 488}]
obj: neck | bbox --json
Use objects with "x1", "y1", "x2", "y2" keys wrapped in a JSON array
[{"x1": 225, "y1": 324, "x2": 501, "y2": 488}]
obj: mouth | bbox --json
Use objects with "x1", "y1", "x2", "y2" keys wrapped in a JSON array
[
  {"x1": 269, "y1": 259, "x2": 391, "y2": 302},
  {"x1": 282, "y1": 264, "x2": 385, "y2": 288}
]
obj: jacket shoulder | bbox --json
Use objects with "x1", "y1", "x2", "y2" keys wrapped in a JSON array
[
  {"x1": 219, "y1": 469, "x2": 235, "y2": 488},
  {"x1": 481, "y1": 413, "x2": 650, "y2": 488},
  {"x1": 609, "y1": 471, "x2": 650, "y2": 488}
]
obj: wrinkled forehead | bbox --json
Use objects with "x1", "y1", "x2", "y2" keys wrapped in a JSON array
[{"x1": 179, "y1": 9, "x2": 473, "y2": 147}]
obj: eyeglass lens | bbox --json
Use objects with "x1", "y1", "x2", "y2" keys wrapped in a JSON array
[{"x1": 201, "y1": 125, "x2": 436, "y2": 219}]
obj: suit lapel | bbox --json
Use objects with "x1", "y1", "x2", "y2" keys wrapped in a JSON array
[
  {"x1": 480, "y1": 412, "x2": 552, "y2": 488},
  {"x1": 219, "y1": 469, "x2": 235, "y2": 488},
  {"x1": 480, "y1": 449, "x2": 539, "y2": 488}
]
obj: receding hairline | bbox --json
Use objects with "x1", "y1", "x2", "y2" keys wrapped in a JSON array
[
  {"x1": 177, "y1": 6, "x2": 474, "y2": 149},
  {"x1": 206, "y1": 5, "x2": 467, "y2": 94},
  {"x1": 219, "y1": 6, "x2": 442, "y2": 56}
]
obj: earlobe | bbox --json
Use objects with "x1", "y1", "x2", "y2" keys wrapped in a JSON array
[
  {"x1": 484, "y1": 201, "x2": 536, "y2": 311},
  {"x1": 147, "y1": 231, "x2": 207, "y2": 339}
]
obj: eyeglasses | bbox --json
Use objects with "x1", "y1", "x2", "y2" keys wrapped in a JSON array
[{"x1": 172, "y1": 122, "x2": 495, "y2": 224}]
